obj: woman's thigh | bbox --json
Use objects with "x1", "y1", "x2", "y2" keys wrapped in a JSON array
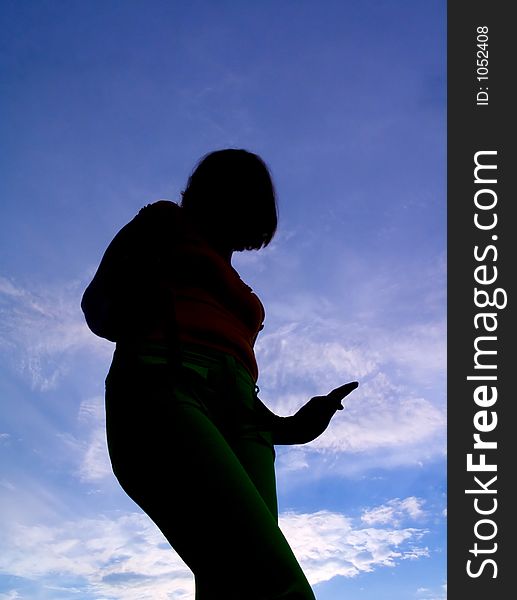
[
  {"x1": 105, "y1": 364, "x2": 314, "y2": 599},
  {"x1": 228, "y1": 430, "x2": 278, "y2": 521}
]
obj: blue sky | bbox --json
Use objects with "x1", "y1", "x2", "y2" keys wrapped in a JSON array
[{"x1": 0, "y1": 1, "x2": 446, "y2": 598}]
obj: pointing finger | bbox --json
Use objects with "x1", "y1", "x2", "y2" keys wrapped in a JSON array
[{"x1": 327, "y1": 381, "x2": 359, "y2": 402}]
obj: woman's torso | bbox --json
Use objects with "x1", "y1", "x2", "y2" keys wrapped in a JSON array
[{"x1": 131, "y1": 201, "x2": 265, "y2": 381}]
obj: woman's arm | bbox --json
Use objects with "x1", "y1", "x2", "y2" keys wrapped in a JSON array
[{"x1": 255, "y1": 382, "x2": 359, "y2": 445}]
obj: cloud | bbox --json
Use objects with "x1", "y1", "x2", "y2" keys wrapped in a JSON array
[
  {"x1": 79, "y1": 426, "x2": 112, "y2": 483},
  {"x1": 281, "y1": 509, "x2": 429, "y2": 585},
  {"x1": 311, "y1": 372, "x2": 445, "y2": 454},
  {"x1": 372, "y1": 321, "x2": 446, "y2": 384},
  {"x1": 0, "y1": 275, "x2": 112, "y2": 390},
  {"x1": 416, "y1": 581, "x2": 447, "y2": 600},
  {"x1": 256, "y1": 305, "x2": 445, "y2": 399},
  {"x1": 0, "y1": 512, "x2": 194, "y2": 600},
  {"x1": 256, "y1": 321, "x2": 376, "y2": 397},
  {"x1": 361, "y1": 497, "x2": 426, "y2": 527},
  {"x1": 0, "y1": 501, "x2": 431, "y2": 599},
  {"x1": 0, "y1": 267, "x2": 445, "y2": 475},
  {"x1": 0, "y1": 592, "x2": 22, "y2": 600},
  {"x1": 0, "y1": 479, "x2": 16, "y2": 492},
  {"x1": 0, "y1": 470, "x2": 73, "y2": 525},
  {"x1": 54, "y1": 396, "x2": 113, "y2": 485},
  {"x1": 77, "y1": 397, "x2": 113, "y2": 483},
  {"x1": 255, "y1": 316, "x2": 445, "y2": 471}
]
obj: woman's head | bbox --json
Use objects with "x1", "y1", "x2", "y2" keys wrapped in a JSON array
[{"x1": 181, "y1": 149, "x2": 278, "y2": 251}]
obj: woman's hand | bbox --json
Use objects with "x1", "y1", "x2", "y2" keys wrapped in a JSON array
[{"x1": 272, "y1": 382, "x2": 359, "y2": 445}]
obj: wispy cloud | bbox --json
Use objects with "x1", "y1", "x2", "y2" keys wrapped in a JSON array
[
  {"x1": 255, "y1": 314, "x2": 445, "y2": 472},
  {"x1": 54, "y1": 396, "x2": 113, "y2": 486},
  {"x1": 0, "y1": 271, "x2": 445, "y2": 477},
  {"x1": 361, "y1": 497, "x2": 426, "y2": 526},
  {"x1": 0, "y1": 275, "x2": 112, "y2": 390},
  {"x1": 312, "y1": 372, "x2": 445, "y2": 454},
  {"x1": 0, "y1": 592, "x2": 22, "y2": 600},
  {"x1": 77, "y1": 396, "x2": 112, "y2": 483}
]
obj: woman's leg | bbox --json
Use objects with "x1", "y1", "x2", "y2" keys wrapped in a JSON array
[
  {"x1": 227, "y1": 427, "x2": 279, "y2": 521},
  {"x1": 105, "y1": 362, "x2": 315, "y2": 599}
]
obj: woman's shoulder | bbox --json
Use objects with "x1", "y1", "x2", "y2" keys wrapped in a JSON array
[
  {"x1": 133, "y1": 201, "x2": 210, "y2": 253},
  {"x1": 133, "y1": 200, "x2": 185, "y2": 236},
  {"x1": 137, "y1": 200, "x2": 181, "y2": 220}
]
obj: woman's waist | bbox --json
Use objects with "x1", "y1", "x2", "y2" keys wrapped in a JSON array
[
  {"x1": 113, "y1": 340, "x2": 257, "y2": 389},
  {"x1": 133, "y1": 316, "x2": 259, "y2": 380}
]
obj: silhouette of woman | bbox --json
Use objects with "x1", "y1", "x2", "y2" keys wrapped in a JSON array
[{"x1": 81, "y1": 149, "x2": 358, "y2": 599}]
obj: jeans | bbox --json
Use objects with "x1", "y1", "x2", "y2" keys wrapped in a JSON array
[{"x1": 105, "y1": 342, "x2": 315, "y2": 600}]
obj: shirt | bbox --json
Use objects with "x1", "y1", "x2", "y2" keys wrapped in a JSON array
[{"x1": 82, "y1": 200, "x2": 265, "y2": 380}]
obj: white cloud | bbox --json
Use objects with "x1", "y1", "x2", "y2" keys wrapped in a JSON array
[
  {"x1": 256, "y1": 321, "x2": 376, "y2": 396},
  {"x1": 0, "y1": 502, "x2": 431, "y2": 599},
  {"x1": 0, "y1": 276, "x2": 25, "y2": 298},
  {"x1": 0, "y1": 270, "x2": 445, "y2": 474},
  {"x1": 0, "y1": 479, "x2": 16, "y2": 492},
  {"x1": 55, "y1": 396, "x2": 113, "y2": 485},
  {"x1": 278, "y1": 448, "x2": 310, "y2": 472},
  {"x1": 0, "y1": 592, "x2": 22, "y2": 600},
  {"x1": 416, "y1": 581, "x2": 447, "y2": 600},
  {"x1": 361, "y1": 497, "x2": 426, "y2": 526},
  {"x1": 280, "y1": 510, "x2": 429, "y2": 585},
  {"x1": 0, "y1": 275, "x2": 112, "y2": 390},
  {"x1": 372, "y1": 321, "x2": 446, "y2": 384},
  {"x1": 77, "y1": 397, "x2": 113, "y2": 483},
  {"x1": 0, "y1": 471, "x2": 72, "y2": 525},
  {"x1": 0, "y1": 512, "x2": 194, "y2": 600},
  {"x1": 255, "y1": 317, "x2": 445, "y2": 471},
  {"x1": 310, "y1": 372, "x2": 445, "y2": 455}
]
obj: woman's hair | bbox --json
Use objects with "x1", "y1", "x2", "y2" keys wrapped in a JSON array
[{"x1": 180, "y1": 149, "x2": 278, "y2": 251}]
